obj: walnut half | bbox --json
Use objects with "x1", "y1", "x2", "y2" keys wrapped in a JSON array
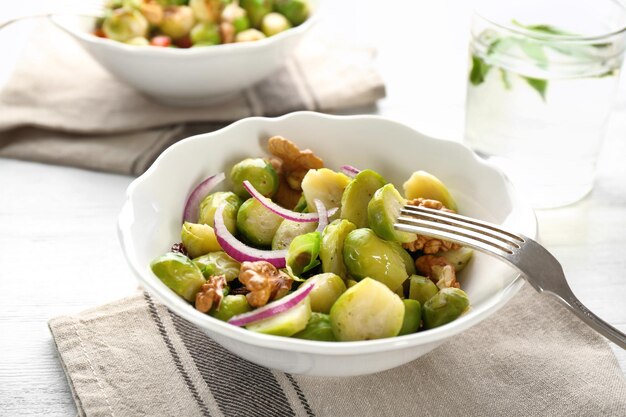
[
  {"x1": 238, "y1": 261, "x2": 293, "y2": 307},
  {"x1": 195, "y1": 275, "x2": 227, "y2": 313},
  {"x1": 403, "y1": 198, "x2": 461, "y2": 254},
  {"x1": 415, "y1": 255, "x2": 460, "y2": 289}
]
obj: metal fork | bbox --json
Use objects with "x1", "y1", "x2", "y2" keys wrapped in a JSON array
[
  {"x1": 0, "y1": 0, "x2": 105, "y2": 30},
  {"x1": 395, "y1": 204, "x2": 626, "y2": 349}
]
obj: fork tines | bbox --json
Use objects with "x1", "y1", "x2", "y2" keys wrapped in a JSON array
[{"x1": 394, "y1": 205, "x2": 526, "y2": 257}]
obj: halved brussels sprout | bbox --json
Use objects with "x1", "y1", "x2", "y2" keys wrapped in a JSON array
[
  {"x1": 343, "y1": 228, "x2": 412, "y2": 291},
  {"x1": 261, "y1": 12, "x2": 291, "y2": 36},
  {"x1": 234, "y1": 28, "x2": 266, "y2": 42},
  {"x1": 330, "y1": 278, "x2": 405, "y2": 341},
  {"x1": 181, "y1": 222, "x2": 221, "y2": 258},
  {"x1": 151, "y1": 252, "x2": 206, "y2": 302},
  {"x1": 286, "y1": 231, "x2": 321, "y2": 276},
  {"x1": 368, "y1": 183, "x2": 417, "y2": 243},
  {"x1": 240, "y1": 0, "x2": 272, "y2": 28},
  {"x1": 210, "y1": 295, "x2": 252, "y2": 321},
  {"x1": 189, "y1": 0, "x2": 223, "y2": 22},
  {"x1": 438, "y1": 247, "x2": 474, "y2": 272},
  {"x1": 190, "y1": 21, "x2": 221, "y2": 45},
  {"x1": 125, "y1": 36, "x2": 149, "y2": 45},
  {"x1": 422, "y1": 287, "x2": 470, "y2": 329},
  {"x1": 271, "y1": 219, "x2": 317, "y2": 250},
  {"x1": 403, "y1": 170, "x2": 457, "y2": 211},
  {"x1": 293, "y1": 312, "x2": 335, "y2": 341},
  {"x1": 198, "y1": 191, "x2": 242, "y2": 235},
  {"x1": 301, "y1": 168, "x2": 351, "y2": 220},
  {"x1": 273, "y1": 0, "x2": 310, "y2": 26},
  {"x1": 193, "y1": 251, "x2": 241, "y2": 281},
  {"x1": 246, "y1": 296, "x2": 311, "y2": 336},
  {"x1": 230, "y1": 158, "x2": 279, "y2": 199},
  {"x1": 236, "y1": 198, "x2": 284, "y2": 247},
  {"x1": 305, "y1": 273, "x2": 346, "y2": 314},
  {"x1": 398, "y1": 299, "x2": 421, "y2": 335},
  {"x1": 320, "y1": 219, "x2": 356, "y2": 279},
  {"x1": 408, "y1": 275, "x2": 439, "y2": 305},
  {"x1": 340, "y1": 169, "x2": 386, "y2": 228},
  {"x1": 293, "y1": 194, "x2": 308, "y2": 212},
  {"x1": 160, "y1": 6, "x2": 196, "y2": 39},
  {"x1": 103, "y1": 8, "x2": 149, "y2": 42}
]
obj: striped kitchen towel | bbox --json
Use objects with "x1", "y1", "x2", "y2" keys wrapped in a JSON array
[
  {"x1": 0, "y1": 21, "x2": 384, "y2": 176},
  {"x1": 48, "y1": 283, "x2": 626, "y2": 417}
]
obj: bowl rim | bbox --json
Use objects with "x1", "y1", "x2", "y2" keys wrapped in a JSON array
[
  {"x1": 118, "y1": 111, "x2": 537, "y2": 355},
  {"x1": 49, "y1": 0, "x2": 322, "y2": 57}
]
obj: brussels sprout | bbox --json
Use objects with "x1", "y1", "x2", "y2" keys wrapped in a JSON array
[
  {"x1": 190, "y1": 21, "x2": 221, "y2": 45},
  {"x1": 368, "y1": 183, "x2": 417, "y2": 243},
  {"x1": 230, "y1": 158, "x2": 279, "y2": 199},
  {"x1": 423, "y1": 288, "x2": 470, "y2": 329},
  {"x1": 343, "y1": 228, "x2": 411, "y2": 291},
  {"x1": 236, "y1": 198, "x2": 284, "y2": 247},
  {"x1": 293, "y1": 312, "x2": 336, "y2": 341},
  {"x1": 198, "y1": 191, "x2": 241, "y2": 235},
  {"x1": 189, "y1": 0, "x2": 223, "y2": 22},
  {"x1": 301, "y1": 169, "x2": 351, "y2": 221},
  {"x1": 340, "y1": 169, "x2": 386, "y2": 228},
  {"x1": 438, "y1": 247, "x2": 474, "y2": 272},
  {"x1": 399, "y1": 299, "x2": 421, "y2": 336},
  {"x1": 138, "y1": 1, "x2": 164, "y2": 25},
  {"x1": 408, "y1": 275, "x2": 439, "y2": 305},
  {"x1": 160, "y1": 6, "x2": 196, "y2": 39},
  {"x1": 273, "y1": 0, "x2": 309, "y2": 26},
  {"x1": 210, "y1": 295, "x2": 252, "y2": 321},
  {"x1": 261, "y1": 12, "x2": 291, "y2": 36},
  {"x1": 125, "y1": 36, "x2": 150, "y2": 45},
  {"x1": 235, "y1": 28, "x2": 266, "y2": 42},
  {"x1": 346, "y1": 279, "x2": 357, "y2": 288},
  {"x1": 181, "y1": 222, "x2": 221, "y2": 258},
  {"x1": 393, "y1": 242, "x2": 416, "y2": 276},
  {"x1": 193, "y1": 251, "x2": 241, "y2": 281},
  {"x1": 286, "y1": 232, "x2": 321, "y2": 276},
  {"x1": 319, "y1": 219, "x2": 356, "y2": 278},
  {"x1": 151, "y1": 252, "x2": 206, "y2": 302},
  {"x1": 403, "y1": 170, "x2": 458, "y2": 211},
  {"x1": 293, "y1": 194, "x2": 308, "y2": 212},
  {"x1": 271, "y1": 219, "x2": 316, "y2": 250},
  {"x1": 103, "y1": 8, "x2": 149, "y2": 42},
  {"x1": 240, "y1": 0, "x2": 272, "y2": 28},
  {"x1": 305, "y1": 273, "x2": 346, "y2": 313},
  {"x1": 330, "y1": 278, "x2": 405, "y2": 341},
  {"x1": 221, "y1": 1, "x2": 250, "y2": 33},
  {"x1": 246, "y1": 296, "x2": 311, "y2": 336}
]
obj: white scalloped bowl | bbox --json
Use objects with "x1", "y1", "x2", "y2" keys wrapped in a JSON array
[
  {"x1": 118, "y1": 112, "x2": 536, "y2": 376},
  {"x1": 50, "y1": 1, "x2": 320, "y2": 106}
]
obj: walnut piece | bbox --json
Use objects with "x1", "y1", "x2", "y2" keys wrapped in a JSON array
[
  {"x1": 238, "y1": 261, "x2": 293, "y2": 307},
  {"x1": 402, "y1": 198, "x2": 461, "y2": 254},
  {"x1": 195, "y1": 275, "x2": 227, "y2": 313},
  {"x1": 268, "y1": 136, "x2": 324, "y2": 192},
  {"x1": 415, "y1": 255, "x2": 460, "y2": 289}
]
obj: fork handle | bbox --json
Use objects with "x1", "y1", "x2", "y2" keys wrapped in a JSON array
[{"x1": 544, "y1": 287, "x2": 626, "y2": 349}]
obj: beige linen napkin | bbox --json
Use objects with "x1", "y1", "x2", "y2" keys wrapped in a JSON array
[
  {"x1": 0, "y1": 22, "x2": 385, "y2": 175},
  {"x1": 49, "y1": 283, "x2": 626, "y2": 417}
]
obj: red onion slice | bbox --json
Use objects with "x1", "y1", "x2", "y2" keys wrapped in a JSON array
[
  {"x1": 182, "y1": 172, "x2": 226, "y2": 223},
  {"x1": 228, "y1": 282, "x2": 315, "y2": 327},
  {"x1": 340, "y1": 165, "x2": 361, "y2": 178},
  {"x1": 243, "y1": 180, "x2": 337, "y2": 222},
  {"x1": 213, "y1": 203, "x2": 288, "y2": 267},
  {"x1": 314, "y1": 199, "x2": 329, "y2": 234}
]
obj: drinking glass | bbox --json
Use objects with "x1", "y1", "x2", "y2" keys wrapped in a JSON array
[{"x1": 465, "y1": 0, "x2": 626, "y2": 208}]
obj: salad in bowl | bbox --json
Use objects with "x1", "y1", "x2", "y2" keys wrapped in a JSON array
[{"x1": 118, "y1": 112, "x2": 536, "y2": 376}]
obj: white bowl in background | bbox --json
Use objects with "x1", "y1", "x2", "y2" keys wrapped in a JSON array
[
  {"x1": 118, "y1": 111, "x2": 536, "y2": 377},
  {"x1": 50, "y1": 2, "x2": 320, "y2": 106}
]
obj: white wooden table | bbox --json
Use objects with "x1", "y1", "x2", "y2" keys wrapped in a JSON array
[{"x1": 1, "y1": 2, "x2": 624, "y2": 415}]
